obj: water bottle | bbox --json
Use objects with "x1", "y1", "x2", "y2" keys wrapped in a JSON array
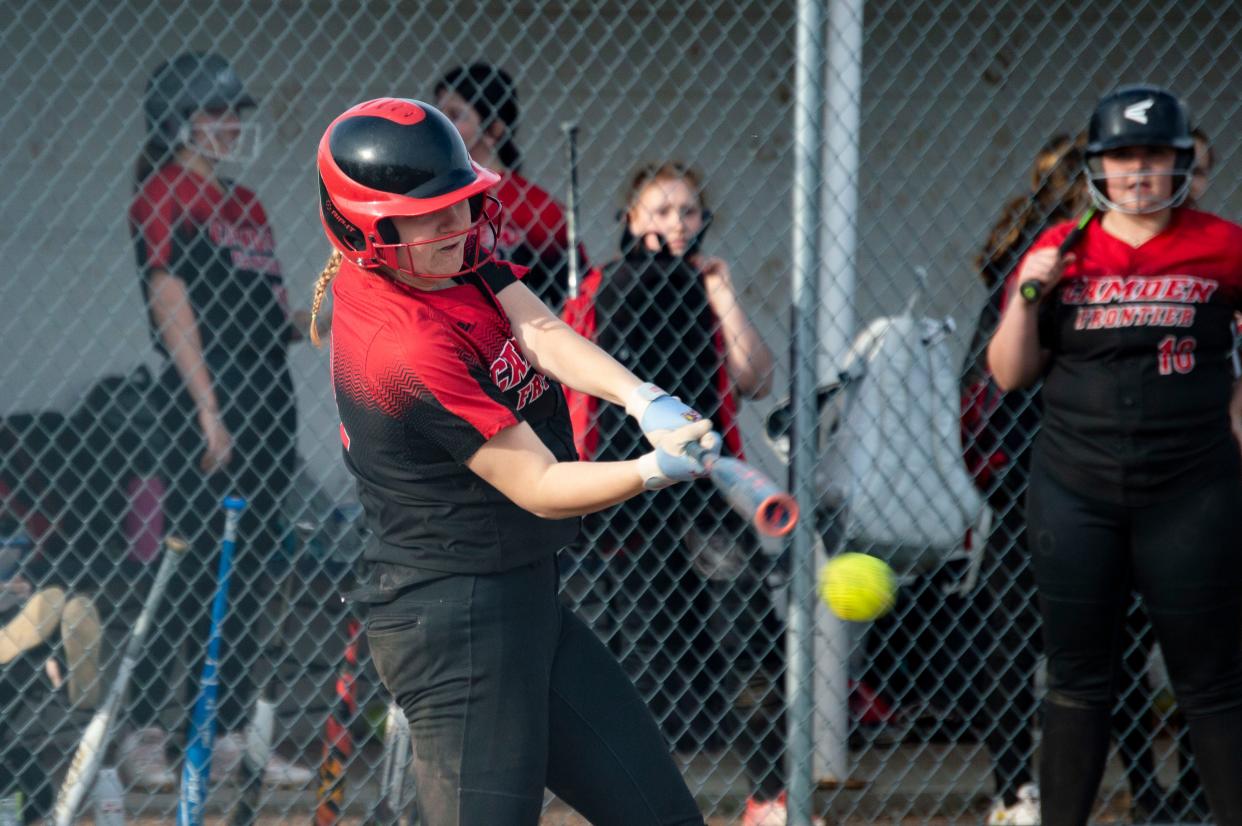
[
  {"x1": 91, "y1": 766, "x2": 126, "y2": 826},
  {"x1": 0, "y1": 791, "x2": 22, "y2": 826},
  {"x1": 124, "y1": 474, "x2": 166, "y2": 564}
]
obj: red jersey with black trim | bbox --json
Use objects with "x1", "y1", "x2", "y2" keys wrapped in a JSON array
[
  {"x1": 492, "y1": 171, "x2": 587, "y2": 308},
  {"x1": 1013, "y1": 208, "x2": 1242, "y2": 504},
  {"x1": 330, "y1": 257, "x2": 578, "y2": 580},
  {"x1": 129, "y1": 163, "x2": 294, "y2": 364}
]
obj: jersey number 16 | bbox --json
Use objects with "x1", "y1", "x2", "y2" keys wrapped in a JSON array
[{"x1": 1157, "y1": 335, "x2": 1196, "y2": 375}]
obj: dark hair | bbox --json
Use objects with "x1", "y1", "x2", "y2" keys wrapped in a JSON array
[
  {"x1": 1191, "y1": 126, "x2": 1215, "y2": 170},
  {"x1": 435, "y1": 63, "x2": 521, "y2": 171},
  {"x1": 976, "y1": 134, "x2": 1087, "y2": 285},
  {"x1": 133, "y1": 135, "x2": 178, "y2": 190}
]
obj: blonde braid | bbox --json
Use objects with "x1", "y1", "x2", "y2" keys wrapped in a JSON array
[{"x1": 310, "y1": 249, "x2": 342, "y2": 348}]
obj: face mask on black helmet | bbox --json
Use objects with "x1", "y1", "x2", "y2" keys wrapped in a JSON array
[
  {"x1": 317, "y1": 98, "x2": 504, "y2": 280},
  {"x1": 1084, "y1": 84, "x2": 1194, "y2": 215},
  {"x1": 145, "y1": 52, "x2": 262, "y2": 163}
]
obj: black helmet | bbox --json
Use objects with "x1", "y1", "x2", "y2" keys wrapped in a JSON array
[
  {"x1": 144, "y1": 52, "x2": 256, "y2": 148},
  {"x1": 1085, "y1": 85, "x2": 1194, "y2": 213}
]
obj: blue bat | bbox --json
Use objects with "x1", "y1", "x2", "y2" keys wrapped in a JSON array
[{"x1": 178, "y1": 496, "x2": 246, "y2": 826}]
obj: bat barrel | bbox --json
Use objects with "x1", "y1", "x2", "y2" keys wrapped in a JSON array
[{"x1": 755, "y1": 492, "x2": 799, "y2": 537}]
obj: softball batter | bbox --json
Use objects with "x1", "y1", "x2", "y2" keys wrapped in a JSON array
[{"x1": 312, "y1": 98, "x2": 712, "y2": 826}]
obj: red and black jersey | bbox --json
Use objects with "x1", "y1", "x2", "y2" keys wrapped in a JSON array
[
  {"x1": 492, "y1": 171, "x2": 587, "y2": 309},
  {"x1": 130, "y1": 163, "x2": 294, "y2": 364},
  {"x1": 330, "y1": 257, "x2": 578, "y2": 581},
  {"x1": 1013, "y1": 208, "x2": 1242, "y2": 504}
]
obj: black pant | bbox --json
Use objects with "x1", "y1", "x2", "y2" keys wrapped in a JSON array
[
  {"x1": 366, "y1": 556, "x2": 705, "y2": 826},
  {"x1": 1027, "y1": 465, "x2": 1242, "y2": 826},
  {"x1": 128, "y1": 360, "x2": 296, "y2": 736}
]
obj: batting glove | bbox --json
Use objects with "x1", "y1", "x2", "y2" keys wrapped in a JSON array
[
  {"x1": 637, "y1": 420, "x2": 720, "y2": 490},
  {"x1": 625, "y1": 383, "x2": 705, "y2": 452}
]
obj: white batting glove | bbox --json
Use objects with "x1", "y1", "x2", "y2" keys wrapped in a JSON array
[
  {"x1": 625, "y1": 383, "x2": 706, "y2": 453},
  {"x1": 637, "y1": 420, "x2": 720, "y2": 490}
]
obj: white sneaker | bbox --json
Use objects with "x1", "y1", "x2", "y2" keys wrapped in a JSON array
[
  {"x1": 263, "y1": 752, "x2": 314, "y2": 788},
  {"x1": 987, "y1": 783, "x2": 1041, "y2": 826},
  {"x1": 119, "y1": 727, "x2": 175, "y2": 790},
  {"x1": 210, "y1": 731, "x2": 244, "y2": 782}
]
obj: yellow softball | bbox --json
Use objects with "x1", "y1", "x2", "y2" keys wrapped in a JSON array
[{"x1": 818, "y1": 552, "x2": 897, "y2": 622}]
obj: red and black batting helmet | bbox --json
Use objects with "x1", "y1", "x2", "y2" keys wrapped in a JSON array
[{"x1": 317, "y1": 98, "x2": 502, "y2": 277}]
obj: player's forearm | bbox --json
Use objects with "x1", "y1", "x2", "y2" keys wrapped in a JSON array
[
  {"x1": 531, "y1": 320, "x2": 643, "y2": 406},
  {"x1": 987, "y1": 299, "x2": 1046, "y2": 391},
  {"x1": 497, "y1": 280, "x2": 642, "y2": 406},
  {"x1": 523, "y1": 459, "x2": 648, "y2": 519},
  {"x1": 148, "y1": 270, "x2": 219, "y2": 415}
]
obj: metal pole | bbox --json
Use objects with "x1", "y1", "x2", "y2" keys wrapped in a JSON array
[
  {"x1": 813, "y1": 0, "x2": 865, "y2": 786},
  {"x1": 789, "y1": 0, "x2": 827, "y2": 821}
]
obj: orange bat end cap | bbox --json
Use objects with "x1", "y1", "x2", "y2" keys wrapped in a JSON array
[{"x1": 755, "y1": 493, "x2": 799, "y2": 537}]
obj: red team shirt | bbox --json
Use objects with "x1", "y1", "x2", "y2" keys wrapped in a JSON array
[
  {"x1": 330, "y1": 257, "x2": 578, "y2": 587},
  {"x1": 1012, "y1": 208, "x2": 1242, "y2": 505},
  {"x1": 129, "y1": 163, "x2": 294, "y2": 363}
]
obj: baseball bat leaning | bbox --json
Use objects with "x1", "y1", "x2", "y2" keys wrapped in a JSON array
[
  {"x1": 561, "y1": 121, "x2": 581, "y2": 301},
  {"x1": 52, "y1": 535, "x2": 190, "y2": 826},
  {"x1": 314, "y1": 614, "x2": 362, "y2": 825},
  {"x1": 686, "y1": 437, "x2": 799, "y2": 537},
  {"x1": 177, "y1": 496, "x2": 246, "y2": 826}
]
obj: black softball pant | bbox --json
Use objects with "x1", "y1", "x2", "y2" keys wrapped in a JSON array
[
  {"x1": 366, "y1": 555, "x2": 706, "y2": 826},
  {"x1": 1026, "y1": 465, "x2": 1242, "y2": 826}
]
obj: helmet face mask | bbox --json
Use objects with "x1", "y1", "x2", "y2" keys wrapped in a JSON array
[
  {"x1": 317, "y1": 98, "x2": 503, "y2": 279},
  {"x1": 1085, "y1": 84, "x2": 1194, "y2": 215},
  {"x1": 1085, "y1": 149, "x2": 1193, "y2": 215},
  {"x1": 372, "y1": 195, "x2": 505, "y2": 279},
  {"x1": 176, "y1": 107, "x2": 263, "y2": 164}
]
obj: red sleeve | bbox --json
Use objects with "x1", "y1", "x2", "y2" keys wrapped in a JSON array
[
  {"x1": 372, "y1": 325, "x2": 519, "y2": 462},
  {"x1": 129, "y1": 171, "x2": 179, "y2": 273}
]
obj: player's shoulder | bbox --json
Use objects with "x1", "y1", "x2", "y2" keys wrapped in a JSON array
[
  {"x1": 1177, "y1": 207, "x2": 1242, "y2": 243},
  {"x1": 1030, "y1": 218, "x2": 1077, "y2": 250}
]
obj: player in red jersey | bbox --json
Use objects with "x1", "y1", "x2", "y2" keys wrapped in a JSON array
[
  {"x1": 988, "y1": 85, "x2": 1242, "y2": 826},
  {"x1": 126, "y1": 52, "x2": 313, "y2": 791},
  {"x1": 434, "y1": 63, "x2": 586, "y2": 310},
  {"x1": 311, "y1": 98, "x2": 713, "y2": 826}
]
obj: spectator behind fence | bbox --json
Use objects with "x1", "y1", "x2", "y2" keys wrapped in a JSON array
[
  {"x1": 124, "y1": 51, "x2": 313, "y2": 791},
  {"x1": 312, "y1": 97, "x2": 712, "y2": 826},
  {"x1": 962, "y1": 133, "x2": 1202, "y2": 825},
  {"x1": 434, "y1": 63, "x2": 586, "y2": 310},
  {"x1": 987, "y1": 85, "x2": 1242, "y2": 826},
  {"x1": 0, "y1": 523, "x2": 102, "y2": 820},
  {"x1": 562, "y1": 164, "x2": 805, "y2": 826}
]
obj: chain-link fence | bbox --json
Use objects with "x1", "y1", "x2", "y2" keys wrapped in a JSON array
[{"x1": 3, "y1": 0, "x2": 1241, "y2": 823}]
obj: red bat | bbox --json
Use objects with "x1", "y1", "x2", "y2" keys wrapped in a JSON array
[{"x1": 315, "y1": 617, "x2": 361, "y2": 825}]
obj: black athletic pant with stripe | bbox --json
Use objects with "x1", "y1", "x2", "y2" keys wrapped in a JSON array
[
  {"x1": 366, "y1": 555, "x2": 706, "y2": 826},
  {"x1": 1027, "y1": 465, "x2": 1242, "y2": 826}
]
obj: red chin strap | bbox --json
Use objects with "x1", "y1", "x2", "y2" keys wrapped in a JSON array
[{"x1": 371, "y1": 195, "x2": 504, "y2": 279}]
